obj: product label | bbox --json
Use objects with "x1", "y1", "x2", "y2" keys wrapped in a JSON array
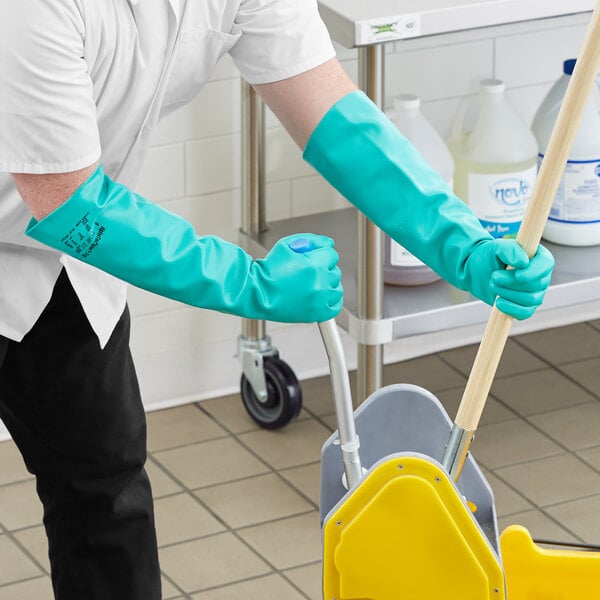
[
  {"x1": 468, "y1": 165, "x2": 537, "y2": 238},
  {"x1": 539, "y1": 155, "x2": 600, "y2": 224},
  {"x1": 355, "y1": 14, "x2": 421, "y2": 45},
  {"x1": 390, "y1": 241, "x2": 426, "y2": 267}
]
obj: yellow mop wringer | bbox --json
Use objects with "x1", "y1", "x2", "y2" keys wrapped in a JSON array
[{"x1": 317, "y1": 320, "x2": 504, "y2": 599}]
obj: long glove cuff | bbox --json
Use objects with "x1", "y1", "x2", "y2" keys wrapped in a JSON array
[
  {"x1": 25, "y1": 165, "x2": 256, "y2": 315},
  {"x1": 303, "y1": 90, "x2": 493, "y2": 293}
]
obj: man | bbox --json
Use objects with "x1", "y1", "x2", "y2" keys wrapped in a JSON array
[{"x1": 0, "y1": 0, "x2": 553, "y2": 598}]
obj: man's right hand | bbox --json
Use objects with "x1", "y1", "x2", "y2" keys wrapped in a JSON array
[{"x1": 250, "y1": 233, "x2": 343, "y2": 323}]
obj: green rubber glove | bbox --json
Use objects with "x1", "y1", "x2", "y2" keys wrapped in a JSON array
[
  {"x1": 303, "y1": 91, "x2": 554, "y2": 320},
  {"x1": 26, "y1": 165, "x2": 343, "y2": 323}
]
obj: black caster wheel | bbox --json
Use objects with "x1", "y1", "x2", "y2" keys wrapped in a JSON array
[{"x1": 240, "y1": 356, "x2": 302, "y2": 429}]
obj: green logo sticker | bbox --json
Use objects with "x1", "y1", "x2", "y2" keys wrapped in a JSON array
[{"x1": 371, "y1": 21, "x2": 399, "y2": 35}]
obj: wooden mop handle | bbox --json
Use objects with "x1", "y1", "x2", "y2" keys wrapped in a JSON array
[{"x1": 455, "y1": 2, "x2": 600, "y2": 435}]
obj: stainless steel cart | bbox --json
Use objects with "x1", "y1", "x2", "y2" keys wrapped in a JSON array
[{"x1": 237, "y1": 0, "x2": 599, "y2": 429}]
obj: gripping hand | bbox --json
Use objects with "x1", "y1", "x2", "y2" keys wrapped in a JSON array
[
  {"x1": 250, "y1": 234, "x2": 343, "y2": 322},
  {"x1": 466, "y1": 240, "x2": 554, "y2": 320}
]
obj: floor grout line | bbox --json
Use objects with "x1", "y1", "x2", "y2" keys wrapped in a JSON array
[{"x1": 148, "y1": 430, "x2": 320, "y2": 597}]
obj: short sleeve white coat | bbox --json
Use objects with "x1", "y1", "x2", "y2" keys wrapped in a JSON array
[{"x1": 0, "y1": 0, "x2": 335, "y2": 346}]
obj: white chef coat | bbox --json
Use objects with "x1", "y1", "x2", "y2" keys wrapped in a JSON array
[{"x1": 0, "y1": 0, "x2": 335, "y2": 347}]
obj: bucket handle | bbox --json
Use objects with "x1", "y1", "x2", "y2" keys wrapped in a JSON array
[
  {"x1": 318, "y1": 320, "x2": 363, "y2": 489},
  {"x1": 288, "y1": 237, "x2": 363, "y2": 489}
]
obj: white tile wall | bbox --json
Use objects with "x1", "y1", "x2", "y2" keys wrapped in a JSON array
[
  {"x1": 495, "y1": 23, "x2": 588, "y2": 88},
  {"x1": 386, "y1": 39, "x2": 495, "y2": 102},
  {"x1": 185, "y1": 135, "x2": 241, "y2": 196},
  {"x1": 128, "y1": 14, "x2": 594, "y2": 412}
]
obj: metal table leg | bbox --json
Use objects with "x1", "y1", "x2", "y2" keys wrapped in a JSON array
[
  {"x1": 238, "y1": 80, "x2": 304, "y2": 429},
  {"x1": 239, "y1": 80, "x2": 272, "y2": 402},
  {"x1": 357, "y1": 45, "x2": 385, "y2": 403}
]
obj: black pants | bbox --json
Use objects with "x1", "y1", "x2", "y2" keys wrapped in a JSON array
[{"x1": 0, "y1": 271, "x2": 161, "y2": 599}]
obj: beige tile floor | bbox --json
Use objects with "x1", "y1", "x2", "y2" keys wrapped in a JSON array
[{"x1": 2, "y1": 321, "x2": 600, "y2": 598}]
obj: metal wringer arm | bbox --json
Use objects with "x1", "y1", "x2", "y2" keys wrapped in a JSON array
[{"x1": 318, "y1": 320, "x2": 363, "y2": 489}]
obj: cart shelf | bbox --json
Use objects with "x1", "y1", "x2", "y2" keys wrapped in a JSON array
[{"x1": 241, "y1": 207, "x2": 600, "y2": 345}]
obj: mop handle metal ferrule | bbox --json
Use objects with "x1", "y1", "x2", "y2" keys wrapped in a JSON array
[
  {"x1": 442, "y1": 424, "x2": 475, "y2": 480},
  {"x1": 319, "y1": 319, "x2": 364, "y2": 490}
]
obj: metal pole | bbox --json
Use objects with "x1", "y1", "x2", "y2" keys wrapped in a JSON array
[
  {"x1": 319, "y1": 320, "x2": 363, "y2": 489},
  {"x1": 356, "y1": 46, "x2": 385, "y2": 403},
  {"x1": 240, "y1": 79, "x2": 266, "y2": 341}
]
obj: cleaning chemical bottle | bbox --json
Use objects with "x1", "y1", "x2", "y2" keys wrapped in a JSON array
[
  {"x1": 449, "y1": 79, "x2": 538, "y2": 239},
  {"x1": 384, "y1": 94, "x2": 453, "y2": 286},
  {"x1": 532, "y1": 58, "x2": 600, "y2": 246}
]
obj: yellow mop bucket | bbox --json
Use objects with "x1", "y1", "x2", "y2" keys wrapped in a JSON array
[{"x1": 500, "y1": 526, "x2": 600, "y2": 600}]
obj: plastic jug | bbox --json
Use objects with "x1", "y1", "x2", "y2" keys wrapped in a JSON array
[
  {"x1": 449, "y1": 79, "x2": 538, "y2": 239},
  {"x1": 532, "y1": 58, "x2": 600, "y2": 246},
  {"x1": 384, "y1": 95, "x2": 453, "y2": 286}
]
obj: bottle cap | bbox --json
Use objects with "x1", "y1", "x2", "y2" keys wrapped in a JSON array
[
  {"x1": 393, "y1": 94, "x2": 420, "y2": 113},
  {"x1": 480, "y1": 78, "x2": 505, "y2": 94},
  {"x1": 563, "y1": 58, "x2": 576, "y2": 76}
]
